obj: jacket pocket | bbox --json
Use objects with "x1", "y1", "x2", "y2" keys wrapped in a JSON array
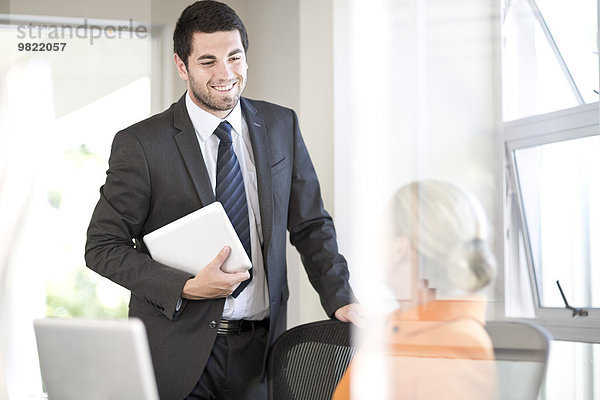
[{"x1": 271, "y1": 157, "x2": 287, "y2": 175}]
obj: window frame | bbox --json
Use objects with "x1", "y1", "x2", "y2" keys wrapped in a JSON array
[{"x1": 504, "y1": 101, "x2": 600, "y2": 342}]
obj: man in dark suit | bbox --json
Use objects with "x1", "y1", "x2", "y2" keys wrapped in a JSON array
[{"x1": 85, "y1": 1, "x2": 360, "y2": 399}]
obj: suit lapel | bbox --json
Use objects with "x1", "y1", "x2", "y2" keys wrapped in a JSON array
[
  {"x1": 172, "y1": 95, "x2": 215, "y2": 207},
  {"x1": 171, "y1": 96, "x2": 274, "y2": 249},
  {"x1": 241, "y1": 98, "x2": 274, "y2": 252}
]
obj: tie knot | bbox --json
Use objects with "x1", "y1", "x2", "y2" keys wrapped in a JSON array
[{"x1": 214, "y1": 121, "x2": 233, "y2": 144}]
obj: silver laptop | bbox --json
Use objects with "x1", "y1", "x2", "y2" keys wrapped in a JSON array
[{"x1": 34, "y1": 318, "x2": 159, "y2": 400}]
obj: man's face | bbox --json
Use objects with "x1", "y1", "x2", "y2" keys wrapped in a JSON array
[{"x1": 175, "y1": 30, "x2": 248, "y2": 118}]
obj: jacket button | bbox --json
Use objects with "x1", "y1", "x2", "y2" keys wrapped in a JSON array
[{"x1": 209, "y1": 320, "x2": 218, "y2": 329}]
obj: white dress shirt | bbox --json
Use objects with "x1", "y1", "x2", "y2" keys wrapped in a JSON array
[{"x1": 185, "y1": 92, "x2": 269, "y2": 320}]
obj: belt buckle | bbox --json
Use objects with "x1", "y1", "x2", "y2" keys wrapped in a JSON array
[{"x1": 218, "y1": 319, "x2": 243, "y2": 335}]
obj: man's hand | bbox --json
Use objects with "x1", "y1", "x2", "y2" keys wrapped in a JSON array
[
  {"x1": 181, "y1": 246, "x2": 250, "y2": 300},
  {"x1": 334, "y1": 303, "x2": 365, "y2": 328}
]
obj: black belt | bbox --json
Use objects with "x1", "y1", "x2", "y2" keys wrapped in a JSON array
[{"x1": 217, "y1": 319, "x2": 269, "y2": 335}]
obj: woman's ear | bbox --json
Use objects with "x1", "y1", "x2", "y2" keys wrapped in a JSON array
[
  {"x1": 384, "y1": 235, "x2": 413, "y2": 302},
  {"x1": 392, "y1": 235, "x2": 411, "y2": 263}
]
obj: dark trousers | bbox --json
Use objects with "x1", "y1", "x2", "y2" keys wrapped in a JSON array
[{"x1": 185, "y1": 326, "x2": 268, "y2": 400}]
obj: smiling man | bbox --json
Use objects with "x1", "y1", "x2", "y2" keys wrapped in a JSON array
[
  {"x1": 176, "y1": 30, "x2": 247, "y2": 117},
  {"x1": 85, "y1": 1, "x2": 359, "y2": 399}
]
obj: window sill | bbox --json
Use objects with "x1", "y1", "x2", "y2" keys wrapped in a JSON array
[{"x1": 496, "y1": 314, "x2": 600, "y2": 343}]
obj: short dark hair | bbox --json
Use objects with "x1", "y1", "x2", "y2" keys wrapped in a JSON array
[{"x1": 174, "y1": 1, "x2": 249, "y2": 68}]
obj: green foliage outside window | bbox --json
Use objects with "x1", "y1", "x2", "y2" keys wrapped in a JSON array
[{"x1": 46, "y1": 267, "x2": 129, "y2": 319}]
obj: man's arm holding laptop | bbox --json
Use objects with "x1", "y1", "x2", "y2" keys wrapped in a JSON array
[{"x1": 84, "y1": 130, "x2": 246, "y2": 319}]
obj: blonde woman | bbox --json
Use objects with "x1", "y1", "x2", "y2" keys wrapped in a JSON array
[{"x1": 333, "y1": 180, "x2": 497, "y2": 400}]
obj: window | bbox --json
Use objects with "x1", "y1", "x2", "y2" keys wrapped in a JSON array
[
  {"x1": 543, "y1": 341, "x2": 600, "y2": 400},
  {"x1": 502, "y1": 0, "x2": 600, "y2": 324},
  {"x1": 513, "y1": 134, "x2": 599, "y2": 310},
  {"x1": 0, "y1": 17, "x2": 158, "y2": 398},
  {"x1": 502, "y1": 0, "x2": 600, "y2": 397},
  {"x1": 502, "y1": 0, "x2": 598, "y2": 121},
  {"x1": 502, "y1": 0, "x2": 600, "y2": 400},
  {"x1": 505, "y1": 104, "x2": 599, "y2": 321}
]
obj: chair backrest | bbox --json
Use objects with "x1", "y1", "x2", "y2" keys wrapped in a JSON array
[
  {"x1": 267, "y1": 319, "x2": 357, "y2": 400},
  {"x1": 485, "y1": 320, "x2": 552, "y2": 400}
]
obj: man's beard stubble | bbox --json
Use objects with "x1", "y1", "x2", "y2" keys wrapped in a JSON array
[{"x1": 188, "y1": 74, "x2": 242, "y2": 113}]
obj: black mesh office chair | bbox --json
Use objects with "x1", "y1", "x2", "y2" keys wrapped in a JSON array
[
  {"x1": 485, "y1": 320, "x2": 552, "y2": 400},
  {"x1": 267, "y1": 319, "x2": 358, "y2": 400}
]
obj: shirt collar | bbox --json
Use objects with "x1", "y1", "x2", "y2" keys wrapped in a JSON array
[{"x1": 185, "y1": 91, "x2": 243, "y2": 142}]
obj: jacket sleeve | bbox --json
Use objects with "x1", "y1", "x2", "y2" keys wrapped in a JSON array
[
  {"x1": 85, "y1": 130, "x2": 192, "y2": 320},
  {"x1": 286, "y1": 110, "x2": 357, "y2": 316}
]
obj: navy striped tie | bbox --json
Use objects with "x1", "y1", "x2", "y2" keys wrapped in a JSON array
[{"x1": 214, "y1": 121, "x2": 252, "y2": 297}]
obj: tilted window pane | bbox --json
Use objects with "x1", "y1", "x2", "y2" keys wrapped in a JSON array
[
  {"x1": 502, "y1": 0, "x2": 598, "y2": 121},
  {"x1": 514, "y1": 135, "x2": 600, "y2": 308},
  {"x1": 536, "y1": 0, "x2": 599, "y2": 104},
  {"x1": 502, "y1": 0, "x2": 579, "y2": 120}
]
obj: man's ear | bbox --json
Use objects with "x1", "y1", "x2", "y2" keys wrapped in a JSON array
[{"x1": 174, "y1": 53, "x2": 189, "y2": 81}]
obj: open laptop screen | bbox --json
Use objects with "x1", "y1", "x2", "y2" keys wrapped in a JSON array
[{"x1": 34, "y1": 318, "x2": 159, "y2": 400}]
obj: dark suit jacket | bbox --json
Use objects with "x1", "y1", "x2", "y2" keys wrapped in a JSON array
[{"x1": 85, "y1": 95, "x2": 355, "y2": 400}]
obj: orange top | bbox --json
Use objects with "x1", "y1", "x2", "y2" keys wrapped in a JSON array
[{"x1": 332, "y1": 297, "x2": 497, "y2": 400}]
